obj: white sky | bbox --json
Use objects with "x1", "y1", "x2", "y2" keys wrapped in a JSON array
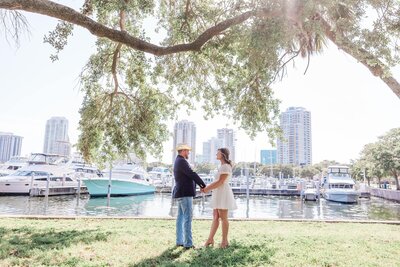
[{"x1": 1, "y1": 6, "x2": 399, "y2": 165}]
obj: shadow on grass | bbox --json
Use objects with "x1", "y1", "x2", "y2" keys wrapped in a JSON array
[
  {"x1": 132, "y1": 241, "x2": 276, "y2": 267},
  {"x1": 0, "y1": 226, "x2": 109, "y2": 259}
]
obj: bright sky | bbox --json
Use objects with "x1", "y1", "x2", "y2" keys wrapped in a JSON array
[{"x1": 1, "y1": 6, "x2": 399, "y2": 165}]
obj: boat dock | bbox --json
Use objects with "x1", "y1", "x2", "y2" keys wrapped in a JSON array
[
  {"x1": 29, "y1": 186, "x2": 88, "y2": 197},
  {"x1": 155, "y1": 186, "x2": 301, "y2": 196},
  {"x1": 232, "y1": 188, "x2": 301, "y2": 196}
]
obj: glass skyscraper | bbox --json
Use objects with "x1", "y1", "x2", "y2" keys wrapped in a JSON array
[{"x1": 260, "y1": 149, "x2": 277, "y2": 165}]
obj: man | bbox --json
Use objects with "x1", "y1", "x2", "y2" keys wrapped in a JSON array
[{"x1": 173, "y1": 144, "x2": 206, "y2": 249}]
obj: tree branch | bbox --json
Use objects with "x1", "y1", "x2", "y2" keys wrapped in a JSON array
[
  {"x1": 0, "y1": 9, "x2": 29, "y2": 45},
  {"x1": 316, "y1": 13, "x2": 400, "y2": 99},
  {"x1": 111, "y1": 43, "x2": 122, "y2": 92},
  {"x1": 111, "y1": 5, "x2": 126, "y2": 93},
  {"x1": 0, "y1": 0, "x2": 275, "y2": 56}
]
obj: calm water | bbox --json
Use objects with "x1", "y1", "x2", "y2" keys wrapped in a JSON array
[{"x1": 1, "y1": 194, "x2": 400, "y2": 220}]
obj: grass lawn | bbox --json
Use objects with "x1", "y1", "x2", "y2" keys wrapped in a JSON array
[{"x1": 0, "y1": 218, "x2": 399, "y2": 266}]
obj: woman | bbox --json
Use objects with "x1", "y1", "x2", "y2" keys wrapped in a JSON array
[{"x1": 202, "y1": 148, "x2": 237, "y2": 248}]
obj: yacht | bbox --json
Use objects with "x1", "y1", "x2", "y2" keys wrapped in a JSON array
[
  {"x1": 83, "y1": 163, "x2": 155, "y2": 197},
  {"x1": 321, "y1": 165, "x2": 359, "y2": 203},
  {"x1": 148, "y1": 166, "x2": 173, "y2": 186},
  {"x1": 0, "y1": 156, "x2": 28, "y2": 177},
  {"x1": 0, "y1": 153, "x2": 79, "y2": 195}
]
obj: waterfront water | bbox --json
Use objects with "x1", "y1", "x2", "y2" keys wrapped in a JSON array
[{"x1": 1, "y1": 194, "x2": 400, "y2": 220}]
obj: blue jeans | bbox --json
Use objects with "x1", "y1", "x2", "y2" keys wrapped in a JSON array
[{"x1": 176, "y1": 196, "x2": 193, "y2": 247}]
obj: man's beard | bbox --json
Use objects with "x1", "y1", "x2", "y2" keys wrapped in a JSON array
[{"x1": 184, "y1": 155, "x2": 189, "y2": 159}]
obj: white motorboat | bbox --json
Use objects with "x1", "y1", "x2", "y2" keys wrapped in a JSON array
[
  {"x1": 302, "y1": 183, "x2": 319, "y2": 201},
  {"x1": 0, "y1": 170, "x2": 80, "y2": 195},
  {"x1": 148, "y1": 166, "x2": 173, "y2": 186},
  {"x1": 0, "y1": 156, "x2": 28, "y2": 177},
  {"x1": 0, "y1": 153, "x2": 99, "y2": 195},
  {"x1": 321, "y1": 165, "x2": 359, "y2": 203}
]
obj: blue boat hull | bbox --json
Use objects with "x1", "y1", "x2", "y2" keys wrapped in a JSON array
[{"x1": 83, "y1": 178, "x2": 155, "y2": 197}]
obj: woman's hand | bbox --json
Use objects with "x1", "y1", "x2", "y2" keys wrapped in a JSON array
[{"x1": 202, "y1": 186, "x2": 209, "y2": 193}]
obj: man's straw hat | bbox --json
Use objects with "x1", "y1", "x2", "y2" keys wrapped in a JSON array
[{"x1": 176, "y1": 144, "x2": 192, "y2": 151}]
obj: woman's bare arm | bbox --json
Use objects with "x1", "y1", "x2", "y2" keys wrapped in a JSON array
[{"x1": 203, "y1": 174, "x2": 228, "y2": 193}]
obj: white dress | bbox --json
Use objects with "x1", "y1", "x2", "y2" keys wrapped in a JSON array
[{"x1": 211, "y1": 164, "x2": 237, "y2": 210}]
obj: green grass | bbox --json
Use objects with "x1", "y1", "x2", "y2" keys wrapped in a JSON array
[{"x1": 0, "y1": 218, "x2": 399, "y2": 266}]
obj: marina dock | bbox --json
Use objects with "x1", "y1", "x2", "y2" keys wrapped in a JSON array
[
  {"x1": 29, "y1": 186, "x2": 87, "y2": 197},
  {"x1": 232, "y1": 188, "x2": 301, "y2": 196},
  {"x1": 155, "y1": 186, "x2": 301, "y2": 196}
]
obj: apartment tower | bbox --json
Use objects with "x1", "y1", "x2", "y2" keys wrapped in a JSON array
[
  {"x1": 0, "y1": 132, "x2": 23, "y2": 162},
  {"x1": 172, "y1": 120, "x2": 196, "y2": 164},
  {"x1": 217, "y1": 128, "x2": 236, "y2": 162},
  {"x1": 277, "y1": 107, "x2": 312, "y2": 166},
  {"x1": 43, "y1": 117, "x2": 71, "y2": 157}
]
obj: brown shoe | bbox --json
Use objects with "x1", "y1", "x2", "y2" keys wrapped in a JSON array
[{"x1": 184, "y1": 245, "x2": 196, "y2": 250}]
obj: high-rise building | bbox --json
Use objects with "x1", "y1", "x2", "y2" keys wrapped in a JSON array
[
  {"x1": 202, "y1": 141, "x2": 211, "y2": 164},
  {"x1": 43, "y1": 117, "x2": 70, "y2": 157},
  {"x1": 217, "y1": 128, "x2": 236, "y2": 162},
  {"x1": 260, "y1": 149, "x2": 277, "y2": 165},
  {"x1": 201, "y1": 128, "x2": 236, "y2": 164},
  {"x1": 202, "y1": 137, "x2": 222, "y2": 165},
  {"x1": 0, "y1": 132, "x2": 23, "y2": 162},
  {"x1": 172, "y1": 120, "x2": 196, "y2": 164},
  {"x1": 277, "y1": 107, "x2": 312, "y2": 166}
]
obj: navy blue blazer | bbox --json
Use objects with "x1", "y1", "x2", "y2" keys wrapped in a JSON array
[{"x1": 173, "y1": 155, "x2": 206, "y2": 198}]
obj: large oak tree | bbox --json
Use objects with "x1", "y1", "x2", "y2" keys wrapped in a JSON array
[{"x1": 1, "y1": 0, "x2": 399, "y2": 163}]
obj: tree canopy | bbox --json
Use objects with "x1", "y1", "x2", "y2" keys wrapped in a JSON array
[
  {"x1": 352, "y1": 128, "x2": 400, "y2": 190},
  {"x1": 1, "y1": 0, "x2": 399, "y2": 163}
]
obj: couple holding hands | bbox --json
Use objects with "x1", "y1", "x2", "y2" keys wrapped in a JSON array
[{"x1": 173, "y1": 144, "x2": 237, "y2": 249}]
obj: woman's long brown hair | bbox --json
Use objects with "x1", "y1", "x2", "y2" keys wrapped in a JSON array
[{"x1": 219, "y1": 148, "x2": 232, "y2": 167}]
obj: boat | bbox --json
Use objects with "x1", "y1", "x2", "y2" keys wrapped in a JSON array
[
  {"x1": 148, "y1": 166, "x2": 173, "y2": 186},
  {"x1": 321, "y1": 165, "x2": 359, "y2": 203},
  {"x1": 0, "y1": 153, "x2": 81, "y2": 195},
  {"x1": 0, "y1": 156, "x2": 28, "y2": 177},
  {"x1": 83, "y1": 163, "x2": 155, "y2": 197},
  {"x1": 302, "y1": 183, "x2": 319, "y2": 201},
  {"x1": 0, "y1": 153, "x2": 103, "y2": 196}
]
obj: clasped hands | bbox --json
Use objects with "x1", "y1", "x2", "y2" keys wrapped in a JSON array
[{"x1": 200, "y1": 186, "x2": 210, "y2": 194}]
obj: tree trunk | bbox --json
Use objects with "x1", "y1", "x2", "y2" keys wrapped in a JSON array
[{"x1": 393, "y1": 171, "x2": 400, "y2": 191}]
